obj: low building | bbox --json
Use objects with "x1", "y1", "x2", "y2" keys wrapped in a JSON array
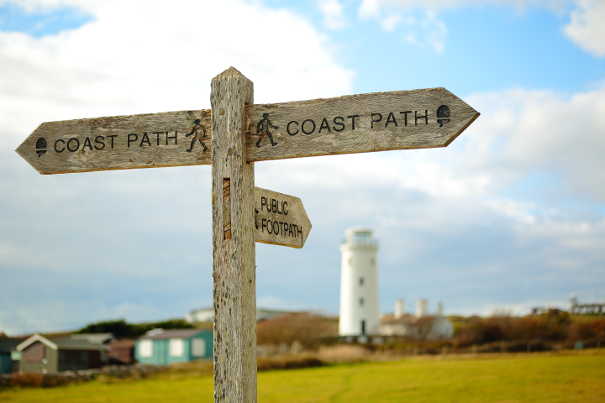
[
  {"x1": 186, "y1": 307, "x2": 291, "y2": 323},
  {"x1": 16, "y1": 333, "x2": 112, "y2": 374},
  {"x1": 570, "y1": 297, "x2": 605, "y2": 315},
  {"x1": 107, "y1": 339, "x2": 135, "y2": 365},
  {"x1": 378, "y1": 300, "x2": 454, "y2": 340},
  {"x1": 379, "y1": 314, "x2": 453, "y2": 340},
  {"x1": 135, "y1": 329, "x2": 212, "y2": 366},
  {"x1": 0, "y1": 338, "x2": 23, "y2": 374}
]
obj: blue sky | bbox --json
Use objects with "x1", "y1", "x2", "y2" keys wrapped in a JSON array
[{"x1": 1, "y1": 0, "x2": 604, "y2": 335}]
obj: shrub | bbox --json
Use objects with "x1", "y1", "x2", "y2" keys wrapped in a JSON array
[
  {"x1": 257, "y1": 354, "x2": 324, "y2": 371},
  {"x1": 9, "y1": 373, "x2": 45, "y2": 388},
  {"x1": 256, "y1": 313, "x2": 337, "y2": 347},
  {"x1": 317, "y1": 345, "x2": 368, "y2": 363}
]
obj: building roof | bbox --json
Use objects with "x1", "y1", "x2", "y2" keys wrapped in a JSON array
[
  {"x1": 51, "y1": 336, "x2": 108, "y2": 350},
  {"x1": 69, "y1": 333, "x2": 113, "y2": 344},
  {"x1": 140, "y1": 329, "x2": 207, "y2": 340},
  {"x1": 108, "y1": 339, "x2": 135, "y2": 348},
  {"x1": 17, "y1": 333, "x2": 110, "y2": 352}
]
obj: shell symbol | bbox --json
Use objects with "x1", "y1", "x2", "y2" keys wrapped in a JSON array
[
  {"x1": 436, "y1": 105, "x2": 450, "y2": 127},
  {"x1": 35, "y1": 137, "x2": 47, "y2": 157}
]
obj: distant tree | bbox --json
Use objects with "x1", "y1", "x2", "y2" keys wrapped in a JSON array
[
  {"x1": 256, "y1": 313, "x2": 337, "y2": 347},
  {"x1": 79, "y1": 318, "x2": 194, "y2": 339},
  {"x1": 454, "y1": 310, "x2": 573, "y2": 347},
  {"x1": 568, "y1": 319, "x2": 605, "y2": 343},
  {"x1": 78, "y1": 319, "x2": 134, "y2": 338},
  {"x1": 132, "y1": 319, "x2": 194, "y2": 336}
]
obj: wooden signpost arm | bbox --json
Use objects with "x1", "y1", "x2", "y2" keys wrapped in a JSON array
[{"x1": 211, "y1": 67, "x2": 257, "y2": 402}]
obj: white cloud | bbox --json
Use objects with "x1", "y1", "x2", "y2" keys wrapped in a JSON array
[
  {"x1": 359, "y1": 0, "x2": 567, "y2": 16},
  {"x1": 380, "y1": 14, "x2": 401, "y2": 31},
  {"x1": 469, "y1": 299, "x2": 570, "y2": 316},
  {"x1": 317, "y1": 0, "x2": 346, "y2": 30},
  {"x1": 564, "y1": 0, "x2": 605, "y2": 57},
  {"x1": 358, "y1": 0, "x2": 604, "y2": 56},
  {"x1": 359, "y1": 0, "x2": 382, "y2": 18},
  {"x1": 466, "y1": 85, "x2": 605, "y2": 200},
  {"x1": 0, "y1": 0, "x2": 354, "y2": 146},
  {"x1": 359, "y1": 2, "x2": 451, "y2": 53}
]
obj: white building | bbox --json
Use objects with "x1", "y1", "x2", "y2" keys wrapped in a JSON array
[
  {"x1": 186, "y1": 307, "x2": 292, "y2": 323},
  {"x1": 394, "y1": 299, "x2": 405, "y2": 318},
  {"x1": 416, "y1": 299, "x2": 428, "y2": 318},
  {"x1": 379, "y1": 299, "x2": 454, "y2": 340},
  {"x1": 339, "y1": 227, "x2": 380, "y2": 336}
]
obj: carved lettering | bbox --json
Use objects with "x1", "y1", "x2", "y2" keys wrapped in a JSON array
[
  {"x1": 287, "y1": 121, "x2": 299, "y2": 136},
  {"x1": 260, "y1": 196, "x2": 288, "y2": 215},
  {"x1": 371, "y1": 113, "x2": 382, "y2": 129},
  {"x1": 94, "y1": 136, "x2": 105, "y2": 150},
  {"x1": 82, "y1": 137, "x2": 94, "y2": 151},
  {"x1": 140, "y1": 133, "x2": 151, "y2": 147},
  {"x1": 301, "y1": 119, "x2": 316, "y2": 135},
  {"x1": 55, "y1": 139, "x2": 65, "y2": 153},
  {"x1": 107, "y1": 135, "x2": 117, "y2": 149},
  {"x1": 385, "y1": 112, "x2": 398, "y2": 128},
  {"x1": 67, "y1": 138, "x2": 79, "y2": 152},
  {"x1": 318, "y1": 118, "x2": 331, "y2": 134},
  {"x1": 347, "y1": 115, "x2": 360, "y2": 130},
  {"x1": 128, "y1": 133, "x2": 138, "y2": 148},
  {"x1": 415, "y1": 110, "x2": 429, "y2": 126},
  {"x1": 255, "y1": 106, "x2": 442, "y2": 147},
  {"x1": 259, "y1": 218, "x2": 302, "y2": 239},
  {"x1": 333, "y1": 116, "x2": 345, "y2": 132},
  {"x1": 166, "y1": 131, "x2": 177, "y2": 145}
]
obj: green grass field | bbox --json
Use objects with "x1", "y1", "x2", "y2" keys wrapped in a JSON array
[{"x1": 2, "y1": 350, "x2": 604, "y2": 402}]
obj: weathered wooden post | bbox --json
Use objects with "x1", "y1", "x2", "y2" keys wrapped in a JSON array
[{"x1": 210, "y1": 67, "x2": 257, "y2": 402}]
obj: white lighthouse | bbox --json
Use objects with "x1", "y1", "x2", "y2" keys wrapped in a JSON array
[{"x1": 339, "y1": 227, "x2": 379, "y2": 336}]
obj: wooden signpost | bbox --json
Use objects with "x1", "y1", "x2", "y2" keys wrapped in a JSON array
[{"x1": 16, "y1": 66, "x2": 479, "y2": 402}]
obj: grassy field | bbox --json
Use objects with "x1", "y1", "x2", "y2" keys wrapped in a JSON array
[{"x1": 2, "y1": 350, "x2": 604, "y2": 402}]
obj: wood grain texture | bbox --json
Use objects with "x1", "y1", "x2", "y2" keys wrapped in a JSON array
[
  {"x1": 245, "y1": 87, "x2": 479, "y2": 162},
  {"x1": 16, "y1": 110, "x2": 211, "y2": 174},
  {"x1": 211, "y1": 67, "x2": 256, "y2": 403},
  {"x1": 254, "y1": 187, "x2": 311, "y2": 248}
]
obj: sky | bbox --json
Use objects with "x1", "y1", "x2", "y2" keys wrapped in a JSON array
[{"x1": 1, "y1": 0, "x2": 604, "y2": 335}]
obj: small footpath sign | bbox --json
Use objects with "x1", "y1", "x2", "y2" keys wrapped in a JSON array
[{"x1": 254, "y1": 187, "x2": 311, "y2": 249}]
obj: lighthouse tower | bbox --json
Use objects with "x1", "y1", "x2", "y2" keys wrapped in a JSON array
[{"x1": 339, "y1": 228, "x2": 379, "y2": 336}]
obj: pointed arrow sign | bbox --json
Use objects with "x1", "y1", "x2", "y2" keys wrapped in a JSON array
[
  {"x1": 16, "y1": 88, "x2": 478, "y2": 174},
  {"x1": 246, "y1": 87, "x2": 479, "y2": 162},
  {"x1": 16, "y1": 110, "x2": 212, "y2": 175},
  {"x1": 254, "y1": 187, "x2": 311, "y2": 249}
]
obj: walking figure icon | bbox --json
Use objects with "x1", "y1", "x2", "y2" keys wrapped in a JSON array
[
  {"x1": 256, "y1": 113, "x2": 278, "y2": 147},
  {"x1": 185, "y1": 119, "x2": 208, "y2": 152}
]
